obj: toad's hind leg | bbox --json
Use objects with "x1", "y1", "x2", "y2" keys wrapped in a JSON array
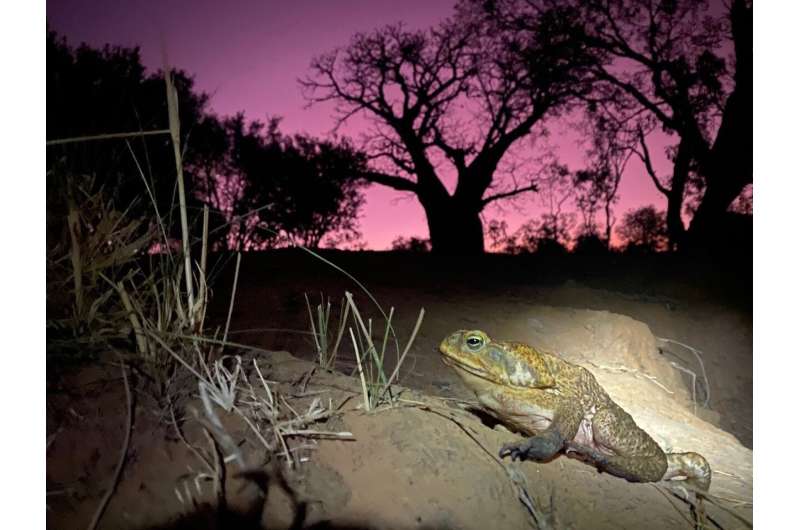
[
  {"x1": 587, "y1": 406, "x2": 668, "y2": 484},
  {"x1": 663, "y1": 452, "x2": 711, "y2": 492}
]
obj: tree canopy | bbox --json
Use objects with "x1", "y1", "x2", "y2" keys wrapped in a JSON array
[
  {"x1": 478, "y1": 0, "x2": 752, "y2": 251},
  {"x1": 47, "y1": 30, "x2": 368, "y2": 251},
  {"x1": 303, "y1": 9, "x2": 599, "y2": 253}
]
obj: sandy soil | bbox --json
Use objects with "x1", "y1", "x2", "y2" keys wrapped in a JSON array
[{"x1": 46, "y1": 250, "x2": 753, "y2": 529}]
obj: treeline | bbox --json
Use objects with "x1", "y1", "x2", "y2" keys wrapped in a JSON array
[
  {"x1": 47, "y1": 30, "x2": 367, "y2": 251},
  {"x1": 47, "y1": 0, "x2": 752, "y2": 256}
]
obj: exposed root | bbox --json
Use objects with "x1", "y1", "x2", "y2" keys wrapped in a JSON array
[{"x1": 657, "y1": 337, "x2": 711, "y2": 408}]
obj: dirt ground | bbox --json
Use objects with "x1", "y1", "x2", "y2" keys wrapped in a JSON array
[{"x1": 46, "y1": 250, "x2": 753, "y2": 529}]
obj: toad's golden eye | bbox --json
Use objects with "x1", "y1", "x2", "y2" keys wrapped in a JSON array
[{"x1": 466, "y1": 335, "x2": 484, "y2": 350}]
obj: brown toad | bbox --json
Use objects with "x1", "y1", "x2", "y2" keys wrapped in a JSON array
[{"x1": 440, "y1": 330, "x2": 711, "y2": 491}]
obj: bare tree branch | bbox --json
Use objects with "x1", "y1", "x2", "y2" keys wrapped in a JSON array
[
  {"x1": 481, "y1": 182, "x2": 539, "y2": 207},
  {"x1": 634, "y1": 128, "x2": 670, "y2": 196},
  {"x1": 361, "y1": 171, "x2": 419, "y2": 193}
]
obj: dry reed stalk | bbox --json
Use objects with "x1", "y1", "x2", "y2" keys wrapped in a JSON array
[{"x1": 164, "y1": 70, "x2": 196, "y2": 327}]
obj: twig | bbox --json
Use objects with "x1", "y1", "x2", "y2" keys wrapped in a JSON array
[
  {"x1": 650, "y1": 484, "x2": 698, "y2": 528},
  {"x1": 202, "y1": 428, "x2": 227, "y2": 513},
  {"x1": 46, "y1": 129, "x2": 170, "y2": 146},
  {"x1": 87, "y1": 358, "x2": 133, "y2": 530},
  {"x1": 349, "y1": 327, "x2": 371, "y2": 411},
  {"x1": 168, "y1": 401, "x2": 214, "y2": 473},
  {"x1": 381, "y1": 308, "x2": 425, "y2": 399},
  {"x1": 222, "y1": 253, "x2": 242, "y2": 348},
  {"x1": 281, "y1": 429, "x2": 354, "y2": 439}
]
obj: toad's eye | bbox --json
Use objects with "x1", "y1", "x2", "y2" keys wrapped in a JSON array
[{"x1": 466, "y1": 336, "x2": 484, "y2": 349}]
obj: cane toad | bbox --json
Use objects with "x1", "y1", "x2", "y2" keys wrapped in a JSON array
[{"x1": 439, "y1": 330, "x2": 711, "y2": 491}]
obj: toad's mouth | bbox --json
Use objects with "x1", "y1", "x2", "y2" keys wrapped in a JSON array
[
  {"x1": 440, "y1": 354, "x2": 492, "y2": 380},
  {"x1": 441, "y1": 353, "x2": 544, "y2": 391}
]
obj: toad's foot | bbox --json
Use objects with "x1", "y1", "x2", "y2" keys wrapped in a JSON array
[
  {"x1": 500, "y1": 430, "x2": 563, "y2": 462},
  {"x1": 664, "y1": 452, "x2": 711, "y2": 492}
]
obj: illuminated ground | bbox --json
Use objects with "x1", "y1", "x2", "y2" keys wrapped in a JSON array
[{"x1": 46, "y1": 250, "x2": 752, "y2": 529}]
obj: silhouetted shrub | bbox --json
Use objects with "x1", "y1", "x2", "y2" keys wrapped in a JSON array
[
  {"x1": 535, "y1": 237, "x2": 570, "y2": 257},
  {"x1": 390, "y1": 236, "x2": 432, "y2": 253},
  {"x1": 616, "y1": 206, "x2": 668, "y2": 253},
  {"x1": 572, "y1": 232, "x2": 611, "y2": 256}
]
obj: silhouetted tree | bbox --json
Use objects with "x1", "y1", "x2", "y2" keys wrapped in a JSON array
[
  {"x1": 616, "y1": 205, "x2": 668, "y2": 252},
  {"x1": 571, "y1": 122, "x2": 629, "y2": 245},
  {"x1": 47, "y1": 30, "x2": 222, "y2": 237},
  {"x1": 481, "y1": 0, "x2": 752, "y2": 251},
  {"x1": 485, "y1": 220, "x2": 516, "y2": 253},
  {"x1": 48, "y1": 31, "x2": 368, "y2": 252},
  {"x1": 303, "y1": 9, "x2": 598, "y2": 254},
  {"x1": 210, "y1": 115, "x2": 368, "y2": 250}
]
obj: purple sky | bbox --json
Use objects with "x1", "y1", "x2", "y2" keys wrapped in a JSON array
[{"x1": 47, "y1": 0, "x2": 675, "y2": 249}]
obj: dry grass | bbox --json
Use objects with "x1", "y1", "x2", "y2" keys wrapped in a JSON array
[
  {"x1": 305, "y1": 290, "x2": 424, "y2": 411},
  {"x1": 47, "y1": 66, "x2": 428, "y2": 527}
]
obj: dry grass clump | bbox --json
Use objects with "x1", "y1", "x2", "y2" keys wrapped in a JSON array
[
  {"x1": 47, "y1": 67, "x2": 427, "y2": 527},
  {"x1": 305, "y1": 290, "x2": 425, "y2": 411}
]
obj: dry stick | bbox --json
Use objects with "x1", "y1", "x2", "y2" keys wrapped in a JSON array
[
  {"x1": 345, "y1": 292, "x2": 388, "y2": 389},
  {"x1": 126, "y1": 140, "x2": 171, "y2": 250},
  {"x1": 221, "y1": 253, "x2": 242, "y2": 348},
  {"x1": 349, "y1": 327, "x2": 371, "y2": 411},
  {"x1": 650, "y1": 485, "x2": 699, "y2": 528},
  {"x1": 305, "y1": 294, "x2": 322, "y2": 365},
  {"x1": 116, "y1": 282, "x2": 149, "y2": 357},
  {"x1": 699, "y1": 493, "x2": 754, "y2": 528},
  {"x1": 202, "y1": 428, "x2": 227, "y2": 513},
  {"x1": 658, "y1": 483, "x2": 754, "y2": 530},
  {"x1": 87, "y1": 358, "x2": 133, "y2": 530},
  {"x1": 381, "y1": 308, "x2": 425, "y2": 400},
  {"x1": 198, "y1": 206, "x2": 210, "y2": 334},
  {"x1": 168, "y1": 402, "x2": 215, "y2": 474},
  {"x1": 330, "y1": 298, "x2": 351, "y2": 366},
  {"x1": 46, "y1": 129, "x2": 170, "y2": 146},
  {"x1": 66, "y1": 199, "x2": 84, "y2": 316}
]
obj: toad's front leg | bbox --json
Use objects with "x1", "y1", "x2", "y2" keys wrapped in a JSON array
[
  {"x1": 500, "y1": 428, "x2": 564, "y2": 461},
  {"x1": 499, "y1": 406, "x2": 581, "y2": 462}
]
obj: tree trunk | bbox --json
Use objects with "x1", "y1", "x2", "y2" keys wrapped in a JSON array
[
  {"x1": 422, "y1": 197, "x2": 485, "y2": 255},
  {"x1": 685, "y1": 0, "x2": 752, "y2": 251},
  {"x1": 685, "y1": 100, "x2": 751, "y2": 250},
  {"x1": 666, "y1": 138, "x2": 690, "y2": 250}
]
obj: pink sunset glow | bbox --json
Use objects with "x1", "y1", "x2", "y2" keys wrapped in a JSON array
[{"x1": 47, "y1": 0, "x2": 675, "y2": 250}]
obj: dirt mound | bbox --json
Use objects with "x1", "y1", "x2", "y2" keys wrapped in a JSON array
[{"x1": 48, "y1": 317, "x2": 752, "y2": 529}]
